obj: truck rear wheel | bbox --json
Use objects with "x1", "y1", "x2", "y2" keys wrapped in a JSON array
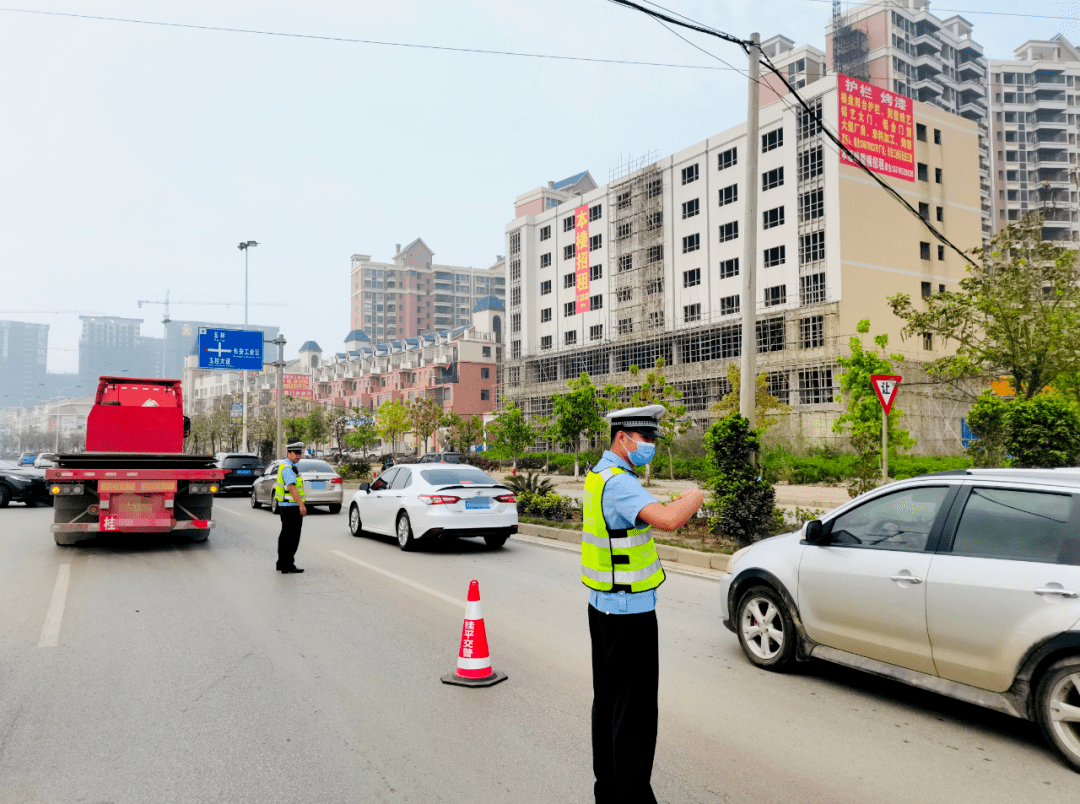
[
  {"x1": 54, "y1": 531, "x2": 80, "y2": 546},
  {"x1": 189, "y1": 529, "x2": 210, "y2": 543}
]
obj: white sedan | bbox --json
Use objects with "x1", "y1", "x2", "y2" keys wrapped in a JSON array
[{"x1": 347, "y1": 465, "x2": 517, "y2": 550}]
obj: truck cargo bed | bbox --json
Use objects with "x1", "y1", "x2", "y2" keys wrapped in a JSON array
[{"x1": 55, "y1": 453, "x2": 218, "y2": 470}]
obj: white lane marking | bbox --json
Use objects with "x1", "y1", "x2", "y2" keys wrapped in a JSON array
[
  {"x1": 38, "y1": 564, "x2": 71, "y2": 648},
  {"x1": 213, "y1": 505, "x2": 244, "y2": 516},
  {"x1": 330, "y1": 550, "x2": 465, "y2": 609}
]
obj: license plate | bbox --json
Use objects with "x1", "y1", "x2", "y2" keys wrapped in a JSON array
[
  {"x1": 465, "y1": 497, "x2": 490, "y2": 509},
  {"x1": 309, "y1": 480, "x2": 326, "y2": 490},
  {"x1": 235, "y1": 469, "x2": 251, "y2": 475}
]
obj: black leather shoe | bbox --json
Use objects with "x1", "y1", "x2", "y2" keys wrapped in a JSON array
[{"x1": 281, "y1": 567, "x2": 305, "y2": 574}]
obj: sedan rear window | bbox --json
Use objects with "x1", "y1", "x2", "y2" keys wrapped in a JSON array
[
  {"x1": 297, "y1": 460, "x2": 335, "y2": 473},
  {"x1": 419, "y1": 468, "x2": 499, "y2": 486},
  {"x1": 222, "y1": 456, "x2": 263, "y2": 469}
]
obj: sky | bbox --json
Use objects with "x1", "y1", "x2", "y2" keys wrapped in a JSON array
[{"x1": 1, "y1": 0, "x2": 1077, "y2": 374}]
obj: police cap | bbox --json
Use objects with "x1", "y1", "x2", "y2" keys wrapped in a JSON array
[
  {"x1": 605, "y1": 404, "x2": 664, "y2": 438},
  {"x1": 286, "y1": 441, "x2": 305, "y2": 454}
]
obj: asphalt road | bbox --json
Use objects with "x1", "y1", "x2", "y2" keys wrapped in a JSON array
[{"x1": 0, "y1": 496, "x2": 1076, "y2": 803}]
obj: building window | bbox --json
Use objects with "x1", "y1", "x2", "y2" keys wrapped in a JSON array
[
  {"x1": 719, "y1": 257, "x2": 739, "y2": 278},
  {"x1": 564, "y1": 273, "x2": 574, "y2": 289},
  {"x1": 540, "y1": 253, "x2": 551, "y2": 268},
  {"x1": 757, "y1": 317, "x2": 785, "y2": 352},
  {"x1": 936, "y1": 206, "x2": 944, "y2": 222},
  {"x1": 563, "y1": 216, "x2": 574, "y2": 232},
  {"x1": 719, "y1": 222, "x2": 739, "y2": 243},
  {"x1": 616, "y1": 222, "x2": 631, "y2": 240},
  {"x1": 647, "y1": 178, "x2": 662, "y2": 199},
  {"x1": 918, "y1": 202, "x2": 930, "y2": 221},
  {"x1": 763, "y1": 206, "x2": 784, "y2": 229},
  {"x1": 798, "y1": 147, "x2": 823, "y2": 181},
  {"x1": 797, "y1": 98, "x2": 822, "y2": 140},
  {"x1": 763, "y1": 167, "x2": 784, "y2": 191},
  {"x1": 647, "y1": 245, "x2": 664, "y2": 263},
  {"x1": 762, "y1": 128, "x2": 783, "y2": 152},
  {"x1": 917, "y1": 163, "x2": 929, "y2": 181},
  {"x1": 481, "y1": 389, "x2": 490, "y2": 401},
  {"x1": 541, "y1": 335, "x2": 552, "y2": 350},
  {"x1": 480, "y1": 367, "x2": 491, "y2": 380},
  {"x1": 618, "y1": 254, "x2": 633, "y2": 273},
  {"x1": 717, "y1": 146, "x2": 738, "y2": 171},
  {"x1": 933, "y1": 128, "x2": 941, "y2": 144},
  {"x1": 511, "y1": 287, "x2": 521, "y2": 307},
  {"x1": 922, "y1": 332, "x2": 933, "y2": 350},
  {"x1": 541, "y1": 280, "x2": 552, "y2": 295},
  {"x1": 800, "y1": 315, "x2": 824, "y2": 348},
  {"x1": 649, "y1": 311, "x2": 665, "y2": 329},
  {"x1": 590, "y1": 324, "x2": 603, "y2": 341},
  {"x1": 684, "y1": 303, "x2": 702, "y2": 322},
  {"x1": 682, "y1": 233, "x2": 701, "y2": 253},
  {"x1": 511, "y1": 340, "x2": 521, "y2": 359},
  {"x1": 589, "y1": 204, "x2": 602, "y2": 221},
  {"x1": 590, "y1": 294, "x2": 603, "y2": 311},
  {"x1": 563, "y1": 244, "x2": 575, "y2": 260},
  {"x1": 509, "y1": 230, "x2": 521, "y2": 255},
  {"x1": 564, "y1": 331, "x2": 577, "y2": 346},
  {"x1": 718, "y1": 184, "x2": 738, "y2": 207},
  {"x1": 920, "y1": 242, "x2": 931, "y2": 260},
  {"x1": 618, "y1": 318, "x2": 633, "y2": 335},
  {"x1": 590, "y1": 264, "x2": 603, "y2": 281},
  {"x1": 937, "y1": 245, "x2": 945, "y2": 261},
  {"x1": 589, "y1": 234, "x2": 603, "y2": 251},
  {"x1": 646, "y1": 278, "x2": 664, "y2": 295},
  {"x1": 511, "y1": 312, "x2": 521, "y2": 333},
  {"x1": 616, "y1": 287, "x2": 633, "y2": 303},
  {"x1": 721, "y1": 295, "x2": 739, "y2": 316},
  {"x1": 764, "y1": 246, "x2": 786, "y2": 267},
  {"x1": 540, "y1": 225, "x2": 551, "y2": 241},
  {"x1": 681, "y1": 164, "x2": 699, "y2": 185},
  {"x1": 616, "y1": 190, "x2": 631, "y2": 210},
  {"x1": 483, "y1": 346, "x2": 491, "y2": 357},
  {"x1": 798, "y1": 368, "x2": 833, "y2": 404},
  {"x1": 541, "y1": 307, "x2": 551, "y2": 322},
  {"x1": 935, "y1": 168, "x2": 942, "y2": 183},
  {"x1": 921, "y1": 281, "x2": 932, "y2": 297},
  {"x1": 647, "y1": 211, "x2": 663, "y2": 231},
  {"x1": 764, "y1": 284, "x2": 786, "y2": 306},
  {"x1": 564, "y1": 301, "x2": 575, "y2": 317},
  {"x1": 682, "y1": 198, "x2": 700, "y2": 219},
  {"x1": 683, "y1": 268, "x2": 701, "y2": 288},
  {"x1": 510, "y1": 259, "x2": 521, "y2": 281},
  {"x1": 799, "y1": 231, "x2": 825, "y2": 264},
  {"x1": 800, "y1": 272, "x2": 826, "y2": 305},
  {"x1": 916, "y1": 123, "x2": 927, "y2": 142}
]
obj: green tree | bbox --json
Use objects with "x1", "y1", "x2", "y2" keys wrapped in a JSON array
[
  {"x1": 627, "y1": 359, "x2": 687, "y2": 485},
  {"x1": 1004, "y1": 394, "x2": 1080, "y2": 468},
  {"x1": 833, "y1": 320, "x2": 915, "y2": 496},
  {"x1": 888, "y1": 215, "x2": 1080, "y2": 399},
  {"x1": 551, "y1": 372, "x2": 609, "y2": 477},
  {"x1": 440, "y1": 412, "x2": 484, "y2": 453},
  {"x1": 407, "y1": 397, "x2": 443, "y2": 455},
  {"x1": 344, "y1": 415, "x2": 379, "y2": 455},
  {"x1": 704, "y1": 415, "x2": 783, "y2": 546},
  {"x1": 328, "y1": 405, "x2": 350, "y2": 452},
  {"x1": 305, "y1": 405, "x2": 329, "y2": 454},
  {"x1": 710, "y1": 363, "x2": 791, "y2": 431},
  {"x1": 964, "y1": 390, "x2": 1010, "y2": 467},
  {"x1": 488, "y1": 401, "x2": 536, "y2": 470},
  {"x1": 376, "y1": 399, "x2": 410, "y2": 454}
]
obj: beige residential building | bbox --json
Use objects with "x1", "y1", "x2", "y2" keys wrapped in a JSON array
[{"x1": 503, "y1": 78, "x2": 982, "y2": 454}]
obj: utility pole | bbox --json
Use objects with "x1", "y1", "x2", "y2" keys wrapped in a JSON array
[
  {"x1": 740, "y1": 32, "x2": 762, "y2": 436},
  {"x1": 268, "y1": 334, "x2": 286, "y2": 458},
  {"x1": 238, "y1": 241, "x2": 258, "y2": 453}
]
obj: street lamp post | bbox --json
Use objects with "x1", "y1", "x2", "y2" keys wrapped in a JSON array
[
  {"x1": 38, "y1": 384, "x2": 81, "y2": 453},
  {"x1": 2, "y1": 395, "x2": 38, "y2": 453},
  {"x1": 238, "y1": 240, "x2": 259, "y2": 454}
]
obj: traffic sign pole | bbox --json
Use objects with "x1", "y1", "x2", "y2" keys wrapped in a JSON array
[
  {"x1": 882, "y1": 408, "x2": 888, "y2": 481},
  {"x1": 870, "y1": 374, "x2": 902, "y2": 482}
]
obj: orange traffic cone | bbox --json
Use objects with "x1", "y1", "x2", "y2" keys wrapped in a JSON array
[{"x1": 441, "y1": 580, "x2": 508, "y2": 688}]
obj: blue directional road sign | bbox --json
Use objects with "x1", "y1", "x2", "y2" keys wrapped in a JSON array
[{"x1": 198, "y1": 328, "x2": 264, "y2": 371}]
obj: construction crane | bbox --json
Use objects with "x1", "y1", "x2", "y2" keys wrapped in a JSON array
[{"x1": 137, "y1": 289, "x2": 285, "y2": 324}]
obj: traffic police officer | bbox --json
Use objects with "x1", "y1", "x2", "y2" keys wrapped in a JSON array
[
  {"x1": 275, "y1": 441, "x2": 307, "y2": 573},
  {"x1": 582, "y1": 405, "x2": 704, "y2": 804}
]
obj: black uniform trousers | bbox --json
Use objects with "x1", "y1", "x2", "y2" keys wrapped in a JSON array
[
  {"x1": 588, "y1": 603, "x2": 659, "y2": 804},
  {"x1": 277, "y1": 505, "x2": 303, "y2": 569}
]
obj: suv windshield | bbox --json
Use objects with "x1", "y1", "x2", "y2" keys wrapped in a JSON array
[
  {"x1": 297, "y1": 460, "x2": 335, "y2": 473},
  {"x1": 419, "y1": 468, "x2": 498, "y2": 486},
  {"x1": 222, "y1": 456, "x2": 262, "y2": 469}
]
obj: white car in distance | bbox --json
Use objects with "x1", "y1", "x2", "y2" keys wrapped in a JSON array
[{"x1": 348, "y1": 465, "x2": 518, "y2": 550}]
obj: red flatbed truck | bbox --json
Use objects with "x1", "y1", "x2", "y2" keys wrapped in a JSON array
[{"x1": 45, "y1": 377, "x2": 225, "y2": 546}]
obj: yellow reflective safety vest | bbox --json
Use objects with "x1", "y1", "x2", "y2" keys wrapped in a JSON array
[
  {"x1": 581, "y1": 466, "x2": 665, "y2": 593},
  {"x1": 274, "y1": 460, "x2": 305, "y2": 503}
]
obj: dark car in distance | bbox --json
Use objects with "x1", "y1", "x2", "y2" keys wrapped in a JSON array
[
  {"x1": 214, "y1": 453, "x2": 265, "y2": 496},
  {"x1": 0, "y1": 459, "x2": 50, "y2": 507},
  {"x1": 417, "y1": 452, "x2": 463, "y2": 464}
]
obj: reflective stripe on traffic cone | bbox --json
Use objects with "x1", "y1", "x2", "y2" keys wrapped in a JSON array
[{"x1": 441, "y1": 579, "x2": 508, "y2": 688}]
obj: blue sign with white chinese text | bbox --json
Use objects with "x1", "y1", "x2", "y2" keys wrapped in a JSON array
[{"x1": 198, "y1": 328, "x2": 264, "y2": 370}]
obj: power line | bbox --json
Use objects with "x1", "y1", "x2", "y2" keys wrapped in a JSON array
[
  {"x1": 805, "y1": 0, "x2": 1080, "y2": 22},
  {"x1": 0, "y1": 6, "x2": 738, "y2": 71}
]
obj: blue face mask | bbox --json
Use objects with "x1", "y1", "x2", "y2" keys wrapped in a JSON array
[{"x1": 626, "y1": 438, "x2": 656, "y2": 466}]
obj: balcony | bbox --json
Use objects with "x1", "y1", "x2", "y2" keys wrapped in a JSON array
[
  {"x1": 1042, "y1": 228, "x2": 1075, "y2": 242},
  {"x1": 1033, "y1": 113, "x2": 1068, "y2": 130},
  {"x1": 1034, "y1": 71, "x2": 1067, "y2": 87}
]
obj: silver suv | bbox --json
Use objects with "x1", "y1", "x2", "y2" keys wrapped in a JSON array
[{"x1": 720, "y1": 468, "x2": 1080, "y2": 771}]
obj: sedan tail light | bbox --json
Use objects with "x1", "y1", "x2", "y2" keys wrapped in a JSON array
[
  {"x1": 330, "y1": 477, "x2": 342, "y2": 485},
  {"x1": 495, "y1": 494, "x2": 516, "y2": 504},
  {"x1": 418, "y1": 494, "x2": 461, "y2": 505}
]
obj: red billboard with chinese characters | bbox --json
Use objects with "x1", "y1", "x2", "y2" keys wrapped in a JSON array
[
  {"x1": 281, "y1": 373, "x2": 313, "y2": 399},
  {"x1": 837, "y1": 74, "x2": 915, "y2": 182},
  {"x1": 573, "y1": 204, "x2": 590, "y2": 314}
]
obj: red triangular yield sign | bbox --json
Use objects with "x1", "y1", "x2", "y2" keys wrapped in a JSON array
[{"x1": 871, "y1": 374, "x2": 902, "y2": 414}]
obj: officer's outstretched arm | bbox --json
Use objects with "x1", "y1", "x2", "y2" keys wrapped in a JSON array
[{"x1": 638, "y1": 489, "x2": 704, "y2": 531}]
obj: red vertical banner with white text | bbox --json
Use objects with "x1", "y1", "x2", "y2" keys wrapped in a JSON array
[
  {"x1": 573, "y1": 204, "x2": 590, "y2": 314},
  {"x1": 837, "y1": 74, "x2": 915, "y2": 182}
]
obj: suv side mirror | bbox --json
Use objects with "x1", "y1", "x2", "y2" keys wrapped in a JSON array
[{"x1": 804, "y1": 520, "x2": 826, "y2": 544}]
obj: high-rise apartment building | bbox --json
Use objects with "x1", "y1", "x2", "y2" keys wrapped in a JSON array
[
  {"x1": 77, "y1": 316, "x2": 161, "y2": 386},
  {"x1": 988, "y1": 35, "x2": 1080, "y2": 243},
  {"x1": 503, "y1": 79, "x2": 983, "y2": 453},
  {"x1": 349, "y1": 239, "x2": 505, "y2": 341},
  {"x1": 0, "y1": 321, "x2": 49, "y2": 408}
]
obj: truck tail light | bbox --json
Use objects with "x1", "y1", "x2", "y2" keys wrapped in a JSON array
[
  {"x1": 50, "y1": 484, "x2": 85, "y2": 496},
  {"x1": 222, "y1": 469, "x2": 232, "y2": 474},
  {"x1": 418, "y1": 494, "x2": 460, "y2": 505},
  {"x1": 331, "y1": 477, "x2": 342, "y2": 485},
  {"x1": 495, "y1": 494, "x2": 516, "y2": 504}
]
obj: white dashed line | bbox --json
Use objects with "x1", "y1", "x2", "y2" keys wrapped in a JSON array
[
  {"x1": 330, "y1": 550, "x2": 465, "y2": 609},
  {"x1": 38, "y1": 564, "x2": 71, "y2": 648}
]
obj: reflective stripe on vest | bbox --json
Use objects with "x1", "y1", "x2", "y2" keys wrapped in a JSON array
[
  {"x1": 580, "y1": 465, "x2": 665, "y2": 594},
  {"x1": 274, "y1": 461, "x2": 305, "y2": 502}
]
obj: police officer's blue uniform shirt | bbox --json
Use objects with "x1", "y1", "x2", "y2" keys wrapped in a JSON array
[
  {"x1": 588, "y1": 450, "x2": 659, "y2": 614},
  {"x1": 279, "y1": 459, "x2": 300, "y2": 506}
]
